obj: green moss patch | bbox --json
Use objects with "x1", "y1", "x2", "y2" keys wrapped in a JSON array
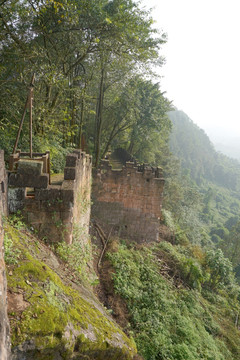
[{"x1": 5, "y1": 223, "x2": 136, "y2": 359}]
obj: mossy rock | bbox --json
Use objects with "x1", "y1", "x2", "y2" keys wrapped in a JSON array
[{"x1": 5, "y1": 223, "x2": 137, "y2": 360}]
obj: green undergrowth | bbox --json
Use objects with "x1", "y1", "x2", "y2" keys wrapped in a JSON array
[
  {"x1": 4, "y1": 221, "x2": 137, "y2": 360},
  {"x1": 108, "y1": 241, "x2": 240, "y2": 360},
  {"x1": 53, "y1": 224, "x2": 98, "y2": 287}
]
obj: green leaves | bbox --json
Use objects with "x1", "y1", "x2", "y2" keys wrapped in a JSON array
[
  {"x1": 205, "y1": 249, "x2": 234, "y2": 290},
  {"x1": 0, "y1": 0, "x2": 170, "y2": 164}
]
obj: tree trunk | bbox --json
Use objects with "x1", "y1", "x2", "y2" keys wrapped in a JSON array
[
  {"x1": 94, "y1": 67, "x2": 105, "y2": 167},
  {"x1": 128, "y1": 126, "x2": 137, "y2": 154},
  {"x1": 78, "y1": 97, "x2": 84, "y2": 149}
]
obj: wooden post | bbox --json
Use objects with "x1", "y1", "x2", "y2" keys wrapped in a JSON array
[
  {"x1": 29, "y1": 74, "x2": 35, "y2": 158},
  {"x1": 12, "y1": 96, "x2": 30, "y2": 155},
  {"x1": 46, "y1": 150, "x2": 51, "y2": 184},
  {"x1": 29, "y1": 87, "x2": 33, "y2": 158},
  {"x1": 12, "y1": 73, "x2": 35, "y2": 155}
]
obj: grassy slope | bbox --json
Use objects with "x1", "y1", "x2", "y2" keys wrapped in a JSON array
[{"x1": 107, "y1": 240, "x2": 240, "y2": 360}]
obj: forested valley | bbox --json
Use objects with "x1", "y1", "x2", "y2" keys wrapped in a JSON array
[
  {"x1": 1, "y1": 1, "x2": 240, "y2": 359},
  {"x1": 169, "y1": 110, "x2": 240, "y2": 278}
]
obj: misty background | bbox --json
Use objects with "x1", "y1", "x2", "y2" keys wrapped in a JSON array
[{"x1": 140, "y1": 0, "x2": 240, "y2": 161}]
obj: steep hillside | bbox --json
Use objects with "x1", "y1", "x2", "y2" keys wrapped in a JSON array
[
  {"x1": 167, "y1": 109, "x2": 240, "y2": 277},
  {"x1": 4, "y1": 217, "x2": 137, "y2": 360},
  {"x1": 3, "y1": 158, "x2": 240, "y2": 360},
  {"x1": 105, "y1": 239, "x2": 240, "y2": 360},
  {"x1": 169, "y1": 110, "x2": 240, "y2": 190}
]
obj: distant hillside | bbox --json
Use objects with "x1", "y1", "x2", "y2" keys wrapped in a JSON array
[{"x1": 168, "y1": 110, "x2": 240, "y2": 191}]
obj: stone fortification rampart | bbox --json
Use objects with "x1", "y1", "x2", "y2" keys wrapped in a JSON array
[
  {"x1": 0, "y1": 150, "x2": 8, "y2": 215},
  {"x1": 0, "y1": 150, "x2": 10, "y2": 359},
  {"x1": 92, "y1": 159, "x2": 165, "y2": 243},
  {"x1": 1, "y1": 146, "x2": 165, "y2": 357},
  {"x1": 7, "y1": 147, "x2": 165, "y2": 244},
  {"x1": 8, "y1": 150, "x2": 92, "y2": 244}
]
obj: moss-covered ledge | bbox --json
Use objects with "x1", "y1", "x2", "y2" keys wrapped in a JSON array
[{"x1": 5, "y1": 223, "x2": 137, "y2": 360}]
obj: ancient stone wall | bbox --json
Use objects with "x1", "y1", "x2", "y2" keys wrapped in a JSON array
[
  {"x1": 0, "y1": 150, "x2": 8, "y2": 215},
  {"x1": 92, "y1": 160, "x2": 165, "y2": 243},
  {"x1": 0, "y1": 150, "x2": 10, "y2": 359},
  {"x1": 8, "y1": 150, "x2": 92, "y2": 244}
]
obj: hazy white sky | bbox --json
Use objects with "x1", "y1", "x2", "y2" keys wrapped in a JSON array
[{"x1": 140, "y1": 0, "x2": 240, "y2": 141}]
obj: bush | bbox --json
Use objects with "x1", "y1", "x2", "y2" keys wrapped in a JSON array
[
  {"x1": 204, "y1": 249, "x2": 235, "y2": 290},
  {"x1": 54, "y1": 228, "x2": 97, "y2": 285},
  {"x1": 108, "y1": 243, "x2": 238, "y2": 360}
]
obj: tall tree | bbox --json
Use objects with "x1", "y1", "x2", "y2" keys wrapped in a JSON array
[{"x1": 0, "y1": 0, "x2": 169, "y2": 167}]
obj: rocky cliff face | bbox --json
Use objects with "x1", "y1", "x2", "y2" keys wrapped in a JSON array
[{"x1": 0, "y1": 150, "x2": 10, "y2": 359}]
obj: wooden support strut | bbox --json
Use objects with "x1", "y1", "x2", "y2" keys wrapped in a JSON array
[
  {"x1": 95, "y1": 223, "x2": 107, "y2": 247},
  {"x1": 97, "y1": 226, "x2": 113, "y2": 270},
  {"x1": 29, "y1": 84, "x2": 33, "y2": 158},
  {"x1": 12, "y1": 73, "x2": 35, "y2": 155}
]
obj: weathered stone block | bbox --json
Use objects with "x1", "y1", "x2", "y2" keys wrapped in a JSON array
[
  {"x1": 64, "y1": 167, "x2": 76, "y2": 180},
  {"x1": 61, "y1": 189, "x2": 74, "y2": 203},
  {"x1": 8, "y1": 186, "x2": 25, "y2": 201},
  {"x1": 73, "y1": 149, "x2": 81, "y2": 159},
  {"x1": 38, "y1": 223, "x2": 63, "y2": 243},
  {"x1": 27, "y1": 211, "x2": 48, "y2": 224},
  {"x1": 23, "y1": 198, "x2": 41, "y2": 212},
  {"x1": 35, "y1": 189, "x2": 48, "y2": 200},
  {"x1": 8, "y1": 187, "x2": 25, "y2": 213},
  {"x1": 39, "y1": 200, "x2": 61, "y2": 212},
  {"x1": 60, "y1": 211, "x2": 73, "y2": 222},
  {"x1": 35, "y1": 188, "x2": 61, "y2": 201},
  {"x1": 17, "y1": 159, "x2": 43, "y2": 176},
  {"x1": 8, "y1": 173, "x2": 49, "y2": 189},
  {"x1": 66, "y1": 154, "x2": 78, "y2": 167}
]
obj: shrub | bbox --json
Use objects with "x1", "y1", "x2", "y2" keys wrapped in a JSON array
[
  {"x1": 204, "y1": 249, "x2": 235, "y2": 290},
  {"x1": 108, "y1": 244, "x2": 237, "y2": 360}
]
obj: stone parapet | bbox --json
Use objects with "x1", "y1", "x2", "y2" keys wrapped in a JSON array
[
  {"x1": 9, "y1": 173, "x2": 49, "y2": 189},
  {"x1": 92, "y1": 158, "x2": 165, "y2": 243},
  {"x1": 8, "y1": 150, "x2": 92, "y2": 245}
]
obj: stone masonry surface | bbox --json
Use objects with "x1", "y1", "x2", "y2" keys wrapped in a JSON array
[
  {"x1": 0, "y1": 150, "x2": 10, "y2": 359},
  {"x1": 8, "y1": 150, "x2": 92, "y2": 245},
  {"x1": 92, "y1": 159, "x2": 165, "y2": 243}
]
